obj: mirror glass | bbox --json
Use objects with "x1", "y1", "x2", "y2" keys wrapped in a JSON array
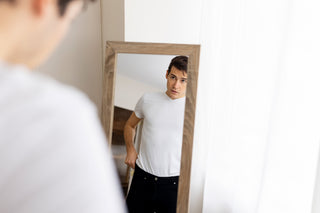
[{"x1": 111, "y1": 53, "x2": 184, "y2": 195}]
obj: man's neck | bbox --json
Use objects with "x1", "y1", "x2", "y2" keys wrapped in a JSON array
[{"x1": 0, "y1": 5, "x2": 34, "y2": 68}]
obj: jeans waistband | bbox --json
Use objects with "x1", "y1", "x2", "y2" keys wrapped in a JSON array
[{"x1": 134, "y1": 164, "x2": 179, "y2": 184}]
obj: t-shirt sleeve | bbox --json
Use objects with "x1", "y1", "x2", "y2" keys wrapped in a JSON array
[{"x1": 134, "y1": 95, "x2": 145, "y2": 119}]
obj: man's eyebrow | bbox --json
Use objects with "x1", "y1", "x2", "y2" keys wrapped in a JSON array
[{"x1": 169, "y1": 73, "x2": 187, "y2": 80}]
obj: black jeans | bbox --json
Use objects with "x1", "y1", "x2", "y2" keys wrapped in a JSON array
[{"x1": 126, "y1": 164, "x2": 179, "y2": 213}]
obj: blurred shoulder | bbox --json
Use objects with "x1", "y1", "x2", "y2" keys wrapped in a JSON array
[
  {"x1": 0, "y1": 64, "x2": 101, "y2": 141},
  {"x1": 0, "y1": 64, "x2": 97, "y2": 116}
]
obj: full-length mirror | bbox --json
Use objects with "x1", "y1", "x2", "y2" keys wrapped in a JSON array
[{"x1": 101, "y1": 41, "x2": 200, "y2": 213}]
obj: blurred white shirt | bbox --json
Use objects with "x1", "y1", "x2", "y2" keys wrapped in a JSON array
[{"x1": 0, "y1": 61, "x2": 127, "y2": 213}]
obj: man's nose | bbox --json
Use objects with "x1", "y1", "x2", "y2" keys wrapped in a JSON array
[{"x1": 173, "y1": 80, "x2": 180, "y2": 88}]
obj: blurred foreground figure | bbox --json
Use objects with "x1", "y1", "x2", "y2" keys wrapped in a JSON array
[{"x1": 0, "y1": 0, "x2": 126, "y2": 212}]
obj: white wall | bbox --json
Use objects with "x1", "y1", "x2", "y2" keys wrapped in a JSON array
[
  {"x1": 313, "y1": 145, "x2": 320, "y2": 212},
  {"x1": 117, "y1": 53, "x2": 172, "y2": 90},
  {"x1": 125, "y1": 0, "x2": 202, "y2": 44},
  {"x1": 115, "y1": 53, "x2": 169, "y2": 111},
  {"x1": 115, "y1": 74, "x2": 161, "y2": 110}
]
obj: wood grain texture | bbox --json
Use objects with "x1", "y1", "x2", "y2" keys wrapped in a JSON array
[
  {"x1": 101, "y1": 42, "x2": 116, "y2": 146},
  {"x1": 101, "y1": 41, "x2": 200, "y2": 213},
  {"x1": 177, "y1": 46, "x2": 201, "y2": 213}
]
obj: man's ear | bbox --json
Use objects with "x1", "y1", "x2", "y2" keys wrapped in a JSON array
[
  {"x1": 32, "y1": 0, "x2": 50, "y2": 16},
  {"x1": 166, "y1": 70, "x2": 169, "y2": 79}
]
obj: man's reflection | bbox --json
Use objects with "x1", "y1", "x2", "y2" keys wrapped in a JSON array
[{"x1": 124, "y1": 56, "x2": 188, "y2": 213}]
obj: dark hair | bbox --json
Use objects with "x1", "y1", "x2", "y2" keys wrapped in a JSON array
[
  {"x1": 58, "y1": 0, "x2": 95, "y2": 16},
  {"x1": 167, "y1": 55, "x2": 188, "y2": 74},
  {"x1": 0, "y1": 0, "x2": 96, "y2": 16}
]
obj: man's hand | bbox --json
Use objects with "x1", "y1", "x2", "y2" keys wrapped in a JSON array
[{"x1": 125, "y1": 148, "x2": 138, "y2": 169}]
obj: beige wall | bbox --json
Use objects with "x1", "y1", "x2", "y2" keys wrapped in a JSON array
[
  {"x1": 37, "y1": 0, "x2": 124, "y2": 114},
  {"x1": 101, "y1": 0, "x2": 124, "y2": 43}
]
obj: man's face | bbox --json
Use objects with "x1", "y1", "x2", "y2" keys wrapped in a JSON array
[
  {"x1": 165, "y1": 66, "x2": 188, "y2": 99},
  {"x1": 27, "y1": 0, "x2": 84, "y2": 68}
]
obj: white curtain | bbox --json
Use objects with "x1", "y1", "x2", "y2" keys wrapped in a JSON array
[{"x1": 196, "y1": 0, "x2": 320, "y2": 212}]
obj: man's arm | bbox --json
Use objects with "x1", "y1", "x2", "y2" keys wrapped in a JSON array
[{"x1": 124, "y1": 112, "x2": 142, "y2": 169}]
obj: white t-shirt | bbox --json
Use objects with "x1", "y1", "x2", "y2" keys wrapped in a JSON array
[
  {"x1": 134, "y1": 92, "x2": 185, "y2": 177},
  {"x1": 0, "y1": 62, "x2": 126, "y2": 213}
]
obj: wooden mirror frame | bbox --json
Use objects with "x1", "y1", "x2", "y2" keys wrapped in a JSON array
[{"x1": 101, "y1": 41, "x2": 200, "y2": 213}]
